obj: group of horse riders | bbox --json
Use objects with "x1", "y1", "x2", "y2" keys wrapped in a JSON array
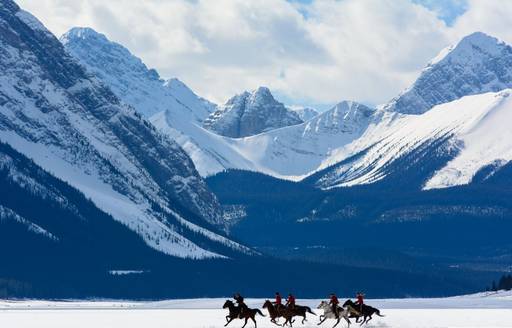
[
  {"x1": 226, "y1": 291, "x2": 377, "y2": 327},
  {"x1": 234, "y1": 291, "x2": 365, "y2": 319}
]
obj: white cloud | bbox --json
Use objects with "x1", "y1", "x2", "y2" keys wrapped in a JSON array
[
  {"x1": 450, "y1": 0, "x2": 512, "y2": 44},
  {"x1": 14, "y1": 0, "x2": 512, "y2": 108}
]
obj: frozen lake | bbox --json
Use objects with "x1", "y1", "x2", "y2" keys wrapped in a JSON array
[{"x1": 1, "y1": 291, "x2": 511, "y2": 328}]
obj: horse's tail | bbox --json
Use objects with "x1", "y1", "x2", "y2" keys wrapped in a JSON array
[
  {"x1": 306, "y1": 306, "x2": 317, "y2": 316},
  {"x1": 256, "y1": 309, "x2": 265, "y2": 317},
  {"x1": 375, "y1": 310, "x2": 385, "y2": 317}
]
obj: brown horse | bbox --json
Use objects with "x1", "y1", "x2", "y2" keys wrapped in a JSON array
[
  {"x1": 281, "y1": 304, "x2": 317, "y2": 327},
  {"x1": 223, "y1": 300, "x2": 265, "y2": 328},
  {"x1": 342, "y1": 300, "x2": 384, "y2": 325},
  {"x1": 263, "y1": 300, "x2": 294, "y2": 326}
]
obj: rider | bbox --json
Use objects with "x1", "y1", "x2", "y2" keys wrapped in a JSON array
[
  {"x1": 274, "y1": 292, "x2": 283, "y2": 310},
  {"x1": 285, "y1": 293, "x2": 296, "y2": 310},
  {"x1": 329, "y1": 293, "x2": 340, "y2": 319},
  {"x1": 234, "y1": 292, "x2": 248, "y2": 318},
  {"x1": 355, "y1": 292, "x2": 365, "y2": 314}
]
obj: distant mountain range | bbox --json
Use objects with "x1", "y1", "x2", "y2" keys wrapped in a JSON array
[
  {"x1": 62, "y1": 28, "x2": 512, "y2": 191},
  {"x1": 1, "y1": 0, "x2": 512, "y2": 298}
]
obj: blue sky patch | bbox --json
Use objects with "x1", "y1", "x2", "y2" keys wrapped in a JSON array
[{"x1": 411, "y1": 0, "x2": 468, "y2": 25}]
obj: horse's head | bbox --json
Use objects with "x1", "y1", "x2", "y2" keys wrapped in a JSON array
[
  {"x1": 343, "y1": 299, "x2": 353, "y2": 307},
  {"x1": 263, "y1": 300, "x2": 272, "y2": 308},
  {"x1": 223, "y1": 300, "x2": 233, "y2": 309},
  {"x1": 317, "y1": 300, "x2": 329, "y2": 309}
]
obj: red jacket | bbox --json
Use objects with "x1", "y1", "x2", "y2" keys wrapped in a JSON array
[
  {"x1": 356, "y1": 295, "x2": 364, "y2": 305},
  {"x1": 275, "y1": 294, "x2": 282, "y2": 305},
  {"x1": 287, "y1": 295, "x2": 296, "y2": 305},
  {"x1": 330, "y1": 295, "x2": 339, "y2": 305}
]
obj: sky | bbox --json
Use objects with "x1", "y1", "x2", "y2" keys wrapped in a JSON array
[{"x1": 15, "y1": 0, "x2": 512, "y2": 110}]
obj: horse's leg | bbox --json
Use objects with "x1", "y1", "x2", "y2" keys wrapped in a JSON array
[
  {"x1": 251, "y1": 315, "x2": 257, "y2": 328},
  {"x1": 365, "y1": 315, "x2": 372, "y2": 325},
  {"x1": 318, "y1": 316, "x2": 327, "y2": 325},
  {"x1": 359, "y1": 316, "x2": 366, "y2": 326},
  {"x1": 332, "y1": 317, "x2": 341, "y2": 328},
  {"x1": 344, "y1": 316, "x2": 351, "y2": 326},
  {"x1": 242, "y1": 318, "x2": 248, "y2": 328},
  {"x1": 302, "y1": 314, "x2": 307, "y2": 324},
  {"x1": 225, "y1": 317, "x2": 235, "y2": 327}
]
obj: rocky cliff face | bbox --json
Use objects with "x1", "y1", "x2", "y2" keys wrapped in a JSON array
[
  {"x1": 203, "y1": 87, "x2": 303, "y2": 138},
  {"x1": 61, "y1": 27, "x2": 216, "y2": 121}
]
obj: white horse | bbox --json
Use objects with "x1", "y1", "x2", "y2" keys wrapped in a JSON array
[{"x1": 317, "y1": 301, "x2": 356, "y2": 328}]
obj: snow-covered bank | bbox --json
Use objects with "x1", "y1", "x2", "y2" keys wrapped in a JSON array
[{"x1": 1, "y1": 291, "x2": 511, "y2": 310}]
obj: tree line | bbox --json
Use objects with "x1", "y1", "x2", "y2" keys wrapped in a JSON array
[{"x1": 487, "y1": 274, "x2": 512, "y2": 292}]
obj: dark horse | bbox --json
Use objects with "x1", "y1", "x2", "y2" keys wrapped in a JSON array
[
  {"x1": 262, "y1": 300, "x2": 294, "y2": 326},
  {"x1": 282, "y1": 304, "x2": 316, "y2": 327},
  {"x1": 343, "y1": 300, "x2": 384, "y2": 325},
  {"x1": 223, "y1": 300, "x2": 265, "y2": 328}
]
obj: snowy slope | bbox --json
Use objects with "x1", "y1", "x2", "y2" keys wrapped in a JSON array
[
  {"x1": 203, "y1": 87, "x2": 303, "y2": 138},
  {"x1": 61, "y1": 27, "x2": 216, "y2": 121},
  {"x1": 0, "y1": 1, "x2": 253, "y2": 259},
  {"x1": 62, "y1": 27, "x2": 257, "y2": 177},
  {"x1": 312, "y1": 90, "x2": 512, "y2": 189},
  {"x1": 149, "y1": 110, "x2": 258, "y2": 176},
  {"x1": 385, "y1": 32, "x2": 512, "y2": 114},
  {"x1": 227, "y1": 101, "x2": 376, "y2": 178},
  {"x1": 425, "y1": 91, "x2": 512, "y2": 189}
]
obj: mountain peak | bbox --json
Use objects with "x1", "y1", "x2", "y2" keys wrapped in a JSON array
[
  {"x1": 385, "y1": 32, "x2": 512, "y2": 115},
  {"x1": 254, "y1": 86, "x2": 272, "y2": 96},
  {"x1": 204, "y1": 87, "x2": 302, "y2": 138},
  {"x1": 307, "y1": 101, "x2": 375, "y2": 134},
  {"x1": 290, "y1": 107, "x2": 319, "y2": 121},
  {"x1": 60, "y1": 27, "x2": 108, "y2": 44},
  {"x1": 427, "y1": 32, "x2": 504, "y2": 68},
  {"x1": 459, "y1": 31, "x2": 500, "y2": 47}
]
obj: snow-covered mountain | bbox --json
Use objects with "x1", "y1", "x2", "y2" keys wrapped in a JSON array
[
  {"x1": 306, "y1": 33, "x2": 512, "y2": 190},
  {"x1": 0, "y1": 1, "x2": 253, "y2": 259},
  {"x1": 311, "y1": 90, "x2": 512, "y2": 189},
  {"x1": 61, "y1": 27, "x2": 216, "y2": 120},
  {"x1": 385, "y1": 32, "x2": 512, "y2": 115},
  {"x1": 203, "y1": 87, "x2": 303, "y2": 138},
  {"x1": 289, "y1": 107, "x2": 319, "y2": 121},
  {"x1": 226, "y1": 101, "x2": 376, "y2": 177},
  {"x1": 60, "y1": 27, "x2": 382, "y2": 180},
  {"x1": 62, "y1": 24, "x2": 512, "y2": 192},
  {"x1": 62, "y1": 27, "x2": 258, "y2": 177}
]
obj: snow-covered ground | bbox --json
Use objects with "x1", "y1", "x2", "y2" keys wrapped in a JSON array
[{"x1": 1, "y1": 291, "x2": 511, "y2": 328}]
